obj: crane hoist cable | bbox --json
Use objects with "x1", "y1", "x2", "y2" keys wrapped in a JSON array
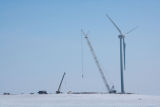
[{"x1": 81, "y1": 33, "x2": 84, "y2": 78}]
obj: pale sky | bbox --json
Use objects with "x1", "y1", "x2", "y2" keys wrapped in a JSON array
[{"x1": 0, "y1": 0, "x2": 160, "y2": 95}]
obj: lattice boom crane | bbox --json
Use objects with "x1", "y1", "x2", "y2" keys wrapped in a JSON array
[{"x1": 81, "y1": 30, "x2": 116, "y2": 93}]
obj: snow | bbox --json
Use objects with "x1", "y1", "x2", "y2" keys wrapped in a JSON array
[{"x1": 0, "y1": 94, "x2": 160, "y2": 107}]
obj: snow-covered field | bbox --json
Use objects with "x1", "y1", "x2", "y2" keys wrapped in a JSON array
[{"x1": 0, "y1": 94, "x2": 160, "y2": 107}]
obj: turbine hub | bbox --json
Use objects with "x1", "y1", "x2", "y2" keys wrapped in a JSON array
[{"x1": 118, "y1": 35, "x2": 124, "y2": 38}]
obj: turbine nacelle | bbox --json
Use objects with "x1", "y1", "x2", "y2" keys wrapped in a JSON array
[{"x1": 118, "y1": 35, "x2": 125, "y2": 38}]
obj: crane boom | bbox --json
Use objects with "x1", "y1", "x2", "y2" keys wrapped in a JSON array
[
  {"x1": 56, "y1": 72, "x2": 66, "y2": 94},
  {"x1": 81, "y1": 31, "x2": 112, "y2": 93}
]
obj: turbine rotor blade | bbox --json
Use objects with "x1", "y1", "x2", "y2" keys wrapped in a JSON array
[
  {"x1": 125, "y1": 26, "x2": 138, "y2": 35},
  {"x1": 106, "y1": 14, "x2": 123, "y2": 35},
  {"x1": 123, "y1": 38, "x2": 126, "y2": 70}
]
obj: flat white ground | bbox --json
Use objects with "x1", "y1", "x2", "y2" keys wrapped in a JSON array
[{"x1": 0, "y1": 94, "x2": 160, "y2": 107}]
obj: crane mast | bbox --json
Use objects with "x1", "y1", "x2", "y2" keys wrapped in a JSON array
[{"x1": 81, "y1": 30, "x2": 116, "y2": 93}]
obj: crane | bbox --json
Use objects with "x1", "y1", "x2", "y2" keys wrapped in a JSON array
[
  {"x1": 81, "y1": 30, "x2": 116, "y2": 93},
  {"x1": 56, "y1": 72, "x2": 66, "y2": 94}
]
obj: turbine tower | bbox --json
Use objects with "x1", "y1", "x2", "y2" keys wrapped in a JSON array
[{"x1": 106, "y1": 14, "x2": 137, "y2": 94}]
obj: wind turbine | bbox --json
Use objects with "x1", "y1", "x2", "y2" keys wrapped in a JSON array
[{"x1": 106, "y1": 14, "x2": 137, "y2": 94}]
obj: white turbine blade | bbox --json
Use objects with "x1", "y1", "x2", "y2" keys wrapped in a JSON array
[
  {"x1": 125, "y1": 26, "x2": 138, "y2": 35},
  {"x1": 106, "y1": 14, "x2": 123, "y2": 35}
]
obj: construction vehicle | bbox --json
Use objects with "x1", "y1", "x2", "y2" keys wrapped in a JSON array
[
  {"x1": 81, "y1": 30, "x2": 116, "y2": 93},
  {"x1": 38, "y1": 90, "x2": 48, "y2": 94},
  {"x1": 56, "y1": 72, "x2": 66, "y2": 94}
]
